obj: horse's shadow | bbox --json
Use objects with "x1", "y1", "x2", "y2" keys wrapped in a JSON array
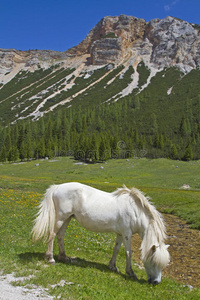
[{"x1": 18, "y1": 252, "x2": 146, "y2": 284}]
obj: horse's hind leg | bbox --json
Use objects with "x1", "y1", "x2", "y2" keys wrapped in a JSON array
[
  {"x1": 109, "y1": 234, "x2": 123, "y2": 272},
  {"x1": 45, "y1": 232, "x2": 56, "y2": 264},
  {"x1": 57, "y1": 217, "x2": 72, "y2": 263},
  {"x1": 45, "y1": 218, "x2": 68, "y2": 264}
]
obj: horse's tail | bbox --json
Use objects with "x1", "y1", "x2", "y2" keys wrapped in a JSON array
[{"x1": 32, "y1": 185, "x2": 58, "y2": 243}]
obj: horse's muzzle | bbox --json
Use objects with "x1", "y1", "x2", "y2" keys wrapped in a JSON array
[{"x1": 148, "y1": 278, "x2": 160, "y2": 285}]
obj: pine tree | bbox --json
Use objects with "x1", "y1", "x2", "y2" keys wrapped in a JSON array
[
  {"x1": 0, "y1": 145, "x2": 7, "y2": 163},
  {"x1": 154, "y1": 133, "x2": 160, "y2": 148},
  {"x1": 17, "y1": 121, "x2": 26, "y2": 149},
  {"x1": 183, "y1": 144, "x2": 193, "y2": 161},
  {"x1": 159, "y1": 134, "x2": 164, "y2": 150},
  {"x1": 75, "y1": 109, "x2": 82, "y2": 133},
  {"x1": 87, "y1": 134, "x2": 99, "y2": 162},
  {"x1": 37, "y1": 138, "x2": 46, "y2": 158},
  {"x1": 171, "y1": 144, "x2": 178, "y2": 159},
  {"x1": 26, "y1": 138, "x2": 33, "y2": 160},
  {"x1": 180, "y1": 117, "x2": 188, "y2": 137},
  {"x1": 19, "y1": 141, "x2": 26, "y2": 161},
  {"x1": 5, "y1": 133, "x2": 11, "y2": 153},
  {"x1": 99, "y1": 136, "x2": 111, "y2": 161},
  {"x1": 151, "y1": 113, "x2": 158, "y2": 135},
  {"x1": 45, "y1": 140, "x2": 53, "y2": 158},
  {"x1": 8, "y1": 146, "x2": 19, "y2": 163},
  {"x1": 45, "y1": 114, "x2": 53, "y2": 143}
]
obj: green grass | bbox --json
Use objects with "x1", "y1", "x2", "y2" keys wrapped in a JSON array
[{"x1": 0, "y1": 157, "x2": 200, "y2": 299}]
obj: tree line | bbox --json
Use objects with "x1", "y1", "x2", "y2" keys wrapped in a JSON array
[{"x1": 0, "y1": 97, "x2": 198, "y2": 163}]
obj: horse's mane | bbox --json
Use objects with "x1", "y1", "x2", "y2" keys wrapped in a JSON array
[{"x1": 114, "y1": 185, "x2": 168, "y2": 266}]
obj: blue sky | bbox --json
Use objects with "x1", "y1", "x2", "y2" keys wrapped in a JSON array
[{"x1": 1, "y1": 0, "x2": 200, "y2": 52}]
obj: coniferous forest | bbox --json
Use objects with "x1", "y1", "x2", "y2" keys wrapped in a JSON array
[
  {"x1": 0, "y1": 64, "x2": 200, "y2": 163},
  {"x1": 0, "y1": 94, "x2": 199, "y2": 163}
]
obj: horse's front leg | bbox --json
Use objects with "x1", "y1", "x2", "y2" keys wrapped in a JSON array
[
  {"x1": 123, "y1": 235, "x2": 138, "y2": 281},
  {"x1": 109, "y1": 234, "x2": 123, "y2": 272}
]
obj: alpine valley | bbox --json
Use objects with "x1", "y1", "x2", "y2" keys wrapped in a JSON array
[{"x1": 1, "y1": 15, "x2": 200, "y2": 162}]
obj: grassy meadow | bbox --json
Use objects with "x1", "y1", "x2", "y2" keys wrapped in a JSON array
[{"x1": 0, "y1": 157, "x2": 200, "y2": 299}]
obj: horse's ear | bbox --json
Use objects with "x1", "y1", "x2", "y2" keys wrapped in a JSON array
[
  {"x1": 166, "y1": 244, "x2": 170, "y2": 249},
  {"x1": 151, "y1": 245, "x2": 157, "y2": 253}
]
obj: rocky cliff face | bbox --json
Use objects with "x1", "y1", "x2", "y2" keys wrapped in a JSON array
[
  {"x1": 145, "y1": 16, "x2": 200, "y2": 71},
  {"x1": 0, "y1": 48, "x2": 68, "y2": 74},
  {"x1": 68, "y1": 15, "x2": 146, "y2": 64},
  {"x1": 0, "y1": 15, "x2": 200, "y2": 79},
  {"x1": 68, "y1": 15, "x2": 200, "y2": 72}
]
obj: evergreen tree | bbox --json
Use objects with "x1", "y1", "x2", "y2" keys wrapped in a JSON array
[
  {"x1": 151, "y1": 113, "x2": 158, "y2": 135},
  {"x1": 5, "y1": 133, "x2": 11, "y2": 153},
  {"x1": 75, "y1": 109, "x2": 82, "y2": 133},
  {"x1": 87, "y1": 134, "x2": 99, "y2": 162},
  {"x1": 180, "y1": 117, "x2": 188, "y2": 137},
  {"x1": 171, "y1": 144, "x2": 178, "y2": 159},
  {"x1": 17, "y1": 121, "x2": 26, "y2": 149},
  {"x1": 45, "y1": 140, "x2": 53, "y2": 158},
  {"x1": 26, "y1": 138, "x2": 33, "y2": 160},
  {"x1": 73, "y1": 139, "x2": 84, "y2": 160},
  {"x1": 133, "y1": 129, "x2": 139, "y2": 144},
  {"x1": 154, "y1": 133, "x2": 160, "y2": 148},
  {"x1": 158, "y1": 134, "x2": 164, "y2": 150},
  {"x1": 37, "y1": 138, "x2": 46, "y2": 158},
  {"x1": 19, "y1": 141, "x2": 26, "y2": 161},
  {"x1": 82, "y1": 115, "x2": 87, "y2": 132},
  {"x1": 45, "y1": 115, "x2": 53, "y2": 143},
  {"x1": 8, "y1": 146, "x2": 19, "y2": 163},
  {"x1": 0, "y1": 145, "x2": 7, "y2": 162},
  {"x1": 133, "y1": 96, "x2": 140, "y2": 109},
  {"x1": 99, "y1": 135, "x2": 111, "y2": 161},
  {"x1": 183, "y1": 144, "x2": 193, "y2": 161}
]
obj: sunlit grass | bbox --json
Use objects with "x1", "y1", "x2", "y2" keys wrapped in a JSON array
[{"x1": 0, "y1": 158, "x2": 200, "y2": 298}]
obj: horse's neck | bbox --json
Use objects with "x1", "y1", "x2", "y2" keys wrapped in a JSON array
[
  {"x1": 131, "y1": 202, "x2": 163, "y2": 246},
  {"x1": 141, "y1": 218, "x2": 166, "y2": 258},
  {"x1": 133, "y1": 210, "x2": 151, "y2": 239}
]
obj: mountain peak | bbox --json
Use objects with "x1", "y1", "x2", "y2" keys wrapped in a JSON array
[
  {"x1": 66, "y1": 15, "x2": 200, "y2": 71},
  {"x1": 0, "y1": 15, "x2": 200, "y2": 86},
  {"x1": 0, "y1": 15, "x2": 200, "y2": 128}
]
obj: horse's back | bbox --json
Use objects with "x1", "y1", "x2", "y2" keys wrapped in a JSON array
[{"x1": 52, "y1": 182, "x2": 124, "y2": 233}]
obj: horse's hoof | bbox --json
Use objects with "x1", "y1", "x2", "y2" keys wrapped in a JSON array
[
  {"x1": 58, "y1": 255, "x2": 71, "y2": 263},
  {"x1": 46, "y1": 258, "x2": 56, "y2": 265},
  {"x1": 126, "y1": 272, "x2": 138, "y2": 281},
  {"x1": 45, "y1": 254, "x2": 56, "y2": 265},
  {"x1": 109, "y1": 266, "x2": 119, "y2": 273},
  {"x1": 132, "y1": 274, "x2": 139, "y2": 281},
  {"x1": 109, "y1": 263, "x2": 119, "y2": 273}
]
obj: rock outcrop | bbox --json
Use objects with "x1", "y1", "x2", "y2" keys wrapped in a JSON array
[
  {"x1": 0, "y1": 15, "x2": 200, "y2": 76},
  {"x1": 68, "y1": 15, "x2": 200, "y2": 71},
  {"x1": 0, "y1": 48, "x2": 68, "y2": 74},
  {"x1": 90, "y1": 37, "x2": 122, "y2": 65},
  {"x1": 145, "y1": 16, "x2": 200, "y2": 71},
  {"x1": 67, "y1": 15, "x2": 146, "y2": 64}
]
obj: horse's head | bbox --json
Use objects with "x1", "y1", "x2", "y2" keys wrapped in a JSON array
[{"x1": 143, "y1": 244, "x2": 170, "y2": 285}]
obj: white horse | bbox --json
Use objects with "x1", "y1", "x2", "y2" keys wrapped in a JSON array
[{"x1": 32, "y1": 182, "x2": 170, "y2": 284}]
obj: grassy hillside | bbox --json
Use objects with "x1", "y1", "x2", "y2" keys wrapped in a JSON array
[{"x1": 1, "y1": 63, "x2": 200, "y2": 162}]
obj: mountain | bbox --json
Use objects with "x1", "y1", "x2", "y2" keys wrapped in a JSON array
[
  {"x1": 1, "y1": 15, "x2": 200, "y2": 124},
  {"x1": 0, "y1": 15, "x2": 200, "y2": 161}
]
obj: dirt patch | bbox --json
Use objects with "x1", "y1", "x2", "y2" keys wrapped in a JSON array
[{"x1": 132, "y1": 214, "x2": 200, "y2": 288}]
